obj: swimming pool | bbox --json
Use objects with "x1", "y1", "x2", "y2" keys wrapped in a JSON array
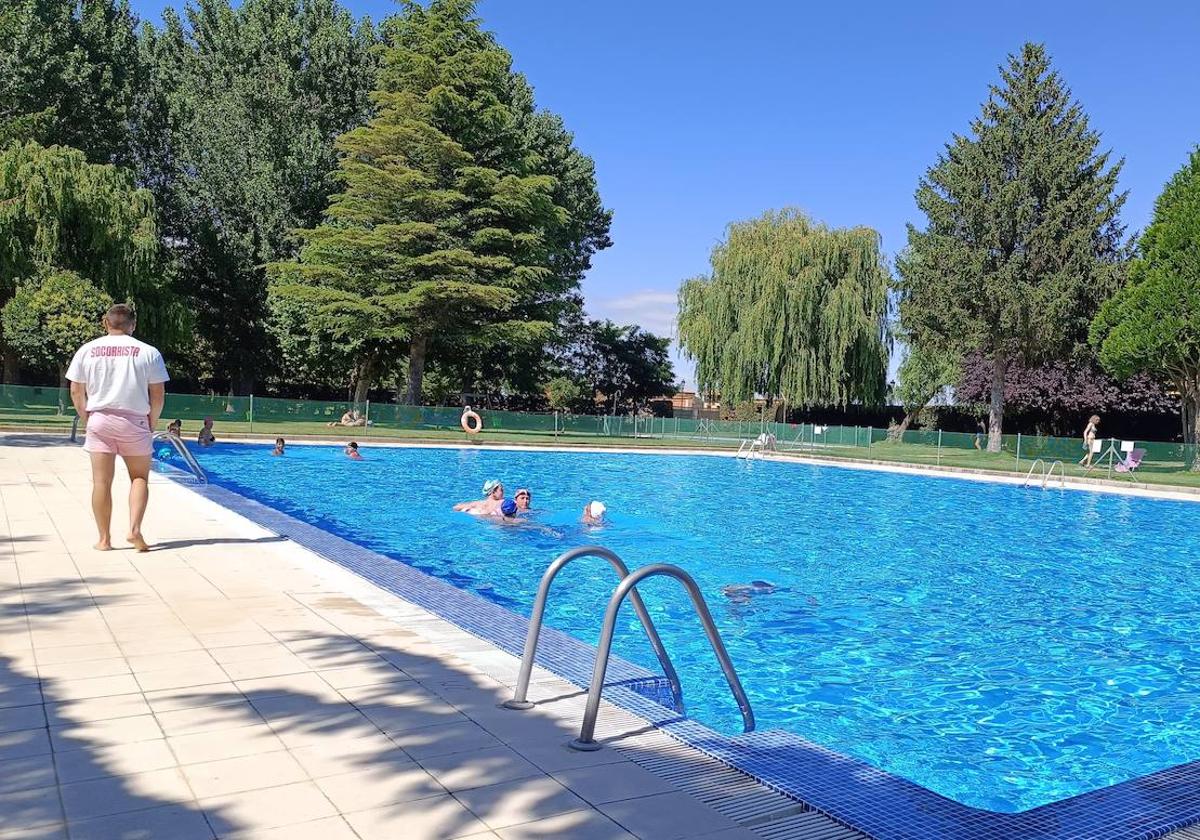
[{"x1": 181, "y1": 442, "x2": 1200, "y2": 814}]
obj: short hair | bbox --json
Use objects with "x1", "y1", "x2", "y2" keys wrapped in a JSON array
[{"x1": 104, "y1": 303, "x2": 136, "y2": 331}]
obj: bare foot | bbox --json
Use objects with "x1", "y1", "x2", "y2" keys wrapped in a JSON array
[
  {"x1": 94, "y1": 539, "x2": 112, "y2": 551},
  {"x1": 126, "y1": 533, "x2": 150, "y2": 552}
]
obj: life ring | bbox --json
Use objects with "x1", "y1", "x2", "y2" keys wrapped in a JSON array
[{"x1": 461, "y1": 407, "x2": 482, "y2": 435}]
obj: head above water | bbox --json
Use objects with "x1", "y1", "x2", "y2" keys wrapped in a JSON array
[
  {"x1": 482, "y1": 479, "x2": 503, "y2": 498},
  {"x1": 514, "y1": 488, "x2": 531, "y2": 508},
  {"x1": 500, "y1": 499, "x2": 518, "y2": 517},
  {"x1": 102, "y1": 303, "x2": 136, "y2": 335},
  {"x1": 587, "y1": 501, "x2": 606, "y2": 520},
  {"x1": 275, "y1": 438, "x2": 285, "y2": 446},
  {"x1": 348, "y1": 441, "x2": 358, "y2": 450}
]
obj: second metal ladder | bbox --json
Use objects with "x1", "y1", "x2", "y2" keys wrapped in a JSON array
[
  {"x1": 1023, "y1": 458, "x2": 1064, "y2": 489},
  {"x1": 503, "y1": 546, "x2": 755, "y2": 750}
]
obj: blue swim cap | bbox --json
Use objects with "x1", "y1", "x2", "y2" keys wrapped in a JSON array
[{"x1": 500, "y1": 499, "x2": 518, "y2": 517}]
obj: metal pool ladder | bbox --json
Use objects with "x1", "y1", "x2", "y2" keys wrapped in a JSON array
[
  {"x1": 502, "y1": 546, "x2": 755, "y2": 751},
  {"x1": 1023, "y1": 458, "x2": 1065, "y2": 489},
  {"x1": 152, "y1": 432, "x2": 207, "y2": 483}
]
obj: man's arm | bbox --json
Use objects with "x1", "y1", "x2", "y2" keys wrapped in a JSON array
[
  {"x1": 70, "y1": 381, "x2": 88, "y2": 421},
  {"x1": 148, "y1": 383, "x2": 165, "y2": 431}
]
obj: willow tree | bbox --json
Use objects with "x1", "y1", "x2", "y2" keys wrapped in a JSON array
[
  {"x1": 677, "y1": 209, "x2": 890, "y2": 410},
  {"x1": 0, "y1": 141, "x2": 173, "y2": 380}
]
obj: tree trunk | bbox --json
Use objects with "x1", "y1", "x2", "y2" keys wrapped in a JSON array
[
  {"x1": 353, "y1": 353, "x2": 376, "y2": 405},
  {"x1": 890, "y1": 409, "x2": 918, "y2": 441},
  {"x1": 57, "y1": 364, "x2": 68, "y2": 415},
  {"x1": 235, "y1": 369, "x2": 255, "y2": 396},
  {"x1": 2, "y1": 345, "x2": 19, "y2": 385},
  {"x1": 987, "y1": 351, "x2": 1006, "y2": 453},
  {"x1": 1182, "y1": 376, "x2": 1200, "y2": 471},
  {"x1": 401, "y1": 334, "x2": 428, "y2": 406}
]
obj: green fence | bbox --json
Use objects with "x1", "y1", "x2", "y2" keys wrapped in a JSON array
[{"x1": 4, "y1": 383, "x2": 1198, "y2": 488}]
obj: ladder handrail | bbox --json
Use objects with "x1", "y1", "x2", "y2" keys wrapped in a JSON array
[
  {"x1": 1023, "y1": 458, "x2": 1046, "y2": 487},
  {"x1": 502, "y1": 546, "x2": 682, "y2": 712},
  {"x1": 153, "y1": 432, "x2": 207, "y2": 482},
  {"x1": 570, "y1": 562, "x2": 755, "y2": 751},
  {"x1": 1043, "y1": 460, "x2": 1065, "y2": 489}
]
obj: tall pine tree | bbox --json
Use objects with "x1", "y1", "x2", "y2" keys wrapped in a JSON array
[
  {"x1": 270, "y1": 0, "x2": 574, "y2": 404},
  {"x1": 895, "y1": 43, "x2": 1126, "y2": 451}
]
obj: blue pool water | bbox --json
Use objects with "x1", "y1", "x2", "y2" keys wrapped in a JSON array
[{"x1": 182, "y1": 442, "x2": 1200, "y2": 813}]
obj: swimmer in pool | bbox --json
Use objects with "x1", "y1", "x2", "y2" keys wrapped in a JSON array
[
  {"x1": 581, "y1": 500, "x2": 606, "y2": 525},
  {"x1": 271, "y1": 437, "x2": 285, "y2": 456},
  {"x1": 721, "y1": 580, "x2": 777, "y2": 605},
  {"x1": 345, "y1": 441, "x2": 363, "y2": 460},
  {"x1": 514, "y1": 488, "x2": 532, "y2": 512},
  {"x1": 454, "y1": 479, "x2": 504, "y2": 515}
]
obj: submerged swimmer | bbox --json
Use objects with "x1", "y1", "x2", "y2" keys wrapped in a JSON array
[{"x1": 721, "y1": 580, "x2": 778, "y2": 605}]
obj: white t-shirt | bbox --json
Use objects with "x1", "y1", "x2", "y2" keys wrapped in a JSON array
[{"x1": 66, "y1": 334, "x2": 169, "y2": 416}]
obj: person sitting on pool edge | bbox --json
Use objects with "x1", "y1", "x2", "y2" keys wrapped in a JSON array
[
  {"x1": 581, "y1": 500, "x2": 606, "y2": 525},
  {"x1": 197, "y1": 417, "x2": 216, "y2": 446},
  {"x1": 272, "y1": 437, "x2": 285, "y2": 456},
  {"x1": 167, "y1": 418, "x2": 182, "y2": 439},
  {"x1": 453, "y1": 479, "x2": 504, "y2": 515},
  {"x1": 344, "y1": 441, "x2": 363, "y2": 460}
]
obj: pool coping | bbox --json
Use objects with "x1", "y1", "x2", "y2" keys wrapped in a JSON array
[
  {"x1": 149, "y1": 445, "x2": 1200, "y2": 838},
  {"x1": 15, "y1": 424, "x2": 1200, "y2": 502}
]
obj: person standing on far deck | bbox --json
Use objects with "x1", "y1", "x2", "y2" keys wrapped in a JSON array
[{"x1": 67, "y1": 304, "x2": 169, "y2": 552}]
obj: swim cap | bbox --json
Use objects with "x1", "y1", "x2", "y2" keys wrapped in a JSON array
[
  {"x1": 501, "y1": 499, "x2": 518, "y2": 517},
  {"x1": 482, "y1": 479, "x2": 501, "y2": 496},
  {"x1": 588, "y1": 501, "x2": 606, "y2": 518}
]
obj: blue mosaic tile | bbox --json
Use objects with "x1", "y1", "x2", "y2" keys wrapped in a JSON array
[{"x1": 168, "y1": 470, "x2": 1200, "y2": 840}]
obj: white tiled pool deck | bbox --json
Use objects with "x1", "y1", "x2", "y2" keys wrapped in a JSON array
[{"x1": 0, "y1": 436, "x2": 858, "y2": 840}]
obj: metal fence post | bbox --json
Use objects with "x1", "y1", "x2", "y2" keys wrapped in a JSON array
[
  {"x1": 248, "y1": 394, "x2": 254, "y2": 434},
  {"x1": 867, "y1": 426, "x2": 872, "y2": 450},
  {"x1": 364, "y1": 400, "x2": 371, "y2": 437},
  {"x1": 937, "y1": 429, "x2": 942, "y2": 465},
  {"x1": 1015, "y1": 432, "x2": 1021, "y2": 473},
  {"x1": 554, "y1": 410, "x2": 559, "y2": 437}
]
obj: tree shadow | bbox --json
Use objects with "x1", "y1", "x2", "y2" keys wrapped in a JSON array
[
  {"x1": 1, "y1": 573, "x2": 232, "y2": 838},
  {"x1": 0, "y1": 433, "x2": 77, "y2": 448},
  {"x1": 171, "y1": 630, "x2": 808, "y2": 838}
]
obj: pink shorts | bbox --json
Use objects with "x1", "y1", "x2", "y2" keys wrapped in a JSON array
[{"x1": 84, "y1": 410, "x2": 153, "y2": 457}]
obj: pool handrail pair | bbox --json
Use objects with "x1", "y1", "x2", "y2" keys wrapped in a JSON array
[
  {"x1": 71, "y1": 418, "x2": 207, "y2": 484},
  {"x1": 503, "y1": 545, "x2": 755, "y2": 751},
  {"x1": 152, "y1": 432, "x2": 207, "y2": 483},
  {"x1": 1023, "y1": 458, "x2": 1065, "y2": 489}
]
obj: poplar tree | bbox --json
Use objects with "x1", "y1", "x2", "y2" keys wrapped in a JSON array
[
  {"x1": 135, "y1": 0, "x2": 378, "y2": 393},
  {"x1": 1092, "y1": 147, "x2": 1200, "y2": 464},
  {"x1": 895, "y1": 43, "x2": 1126, "y2": 451},
  {"x1": 0, "y1": 0, "x2": 141, "y2": 164},
  {"x1": 270, "y1": 0, "x2": 571, "y2": 404},
  {"x1": 676, "y1": 209, "x2": 890, "y2": 409}
]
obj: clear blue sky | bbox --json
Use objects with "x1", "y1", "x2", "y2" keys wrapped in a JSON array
[{"x1": 132, "y1": 0, "x2": 1200, "y2": 387}]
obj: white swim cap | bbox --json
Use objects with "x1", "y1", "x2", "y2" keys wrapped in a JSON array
[{"x1": 588, "y1": 501, "x2": 606, "y2": 518}]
